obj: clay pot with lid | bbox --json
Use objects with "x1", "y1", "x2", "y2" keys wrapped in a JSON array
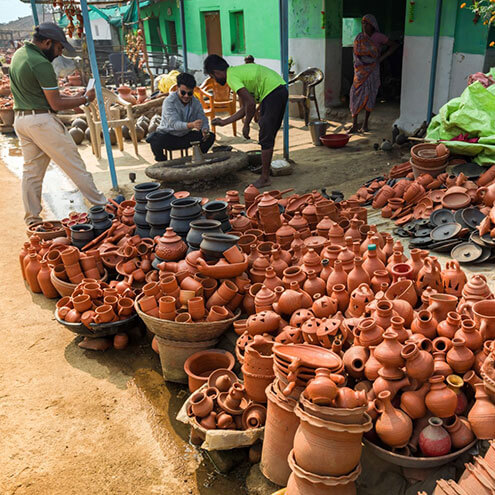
[
  {"x1": 441, "y1": 260, "x2": 467, "y2": 297},
  {"x1": 468, "y1": 383, "x2": 495, "y2": 439},
  {"x1": 293, "y1": 403, "x2": 372, "y2": 476},
  {"x1": 425, "y1": 375, "x2": 457, "y2": 418},
  {"x1": 446, "y1": 337, "x2": 475, "y2": 374},
  {"x1": 374, "y1": 390, "x2": 413, "y2": 448},
  {"x1": 400, "y1": 382, "x2": 430, "y2": 419},
  {"x1": 462, "y1": 274, "x2": 492, "y2": 304},
  {"x1": 401, "y1": 342, "x2": 434, "y2": 382},
  {"x1": 154, "y1": 227, "x2": 187, "y2": 261},
  {"x1": 411, "y1": 310, "x2": 438, "y2": 340},
  {"x1": 419, "y1": 417, "x2": 451, "y2": 457}
]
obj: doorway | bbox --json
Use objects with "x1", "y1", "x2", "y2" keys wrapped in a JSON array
[{"x1": 203, "y1": 11, "x2": 222, "y2": 55}]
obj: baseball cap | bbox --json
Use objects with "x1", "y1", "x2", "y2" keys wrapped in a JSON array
[{"x1": 36, "y1": 22, "x2": 75, "y2": 54}]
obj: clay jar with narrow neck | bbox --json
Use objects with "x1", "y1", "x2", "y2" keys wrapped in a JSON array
[
  {"x1": 455, "y1": 319, "x2": 482, "y2": 352},
  {"x1": 425, "y1": 375, "x2": 458, "y2": 418},
  {"x1": 374, "y1": 390, "x2": 413, "y2": 448},
  {"x1": 371, "y1": 269, "x2": 391, "y2": 293},
  {"x1": 400, "y1": 382, "x2": 430, "y2": 419},
  {"x1": 303, "y1": 270, "x2": 326, "y2": 298},
  {"x1": 374, "y1": 330, "x2": 405, "y2": 380},
  {"x1": 408, "y1": 248, "x2": 425, "y2": 280},
  {"x1": 419, "y1": 417, "x2": 451, "y2": 457},
  {"x1": 25, "y1": 253, "x2": 42, "y2": 293},
  {"x1": 446, "y1": 337, "x2": 475, "y2": 374},
  {"x1": 437, "y1": 311, "x2": 461, "y2": 339},
  {"x1": 388, "y1": 316, "x2": 410, "y2": 344},
  {"x1": 362, "y1": 244, "x2": 386, "y2": 278},
  {"x1": 355, "y1": 318, "x2": 384, "y2": 348},
  {"x1": 326, "y1": 260, "x2": 348, "y2": 293},
  {"x1": 343, "y1": 346, "x2": 369, "y2": 379},
  {"x1": 347, "y1": 256, "x2": 370, "y2": 293},
  {"x1": 401, "y1": 343, "x2": 434, "y2": 383},
  {"x1": 444, "y1": 415, "x2": 474, "y2": 449},
  {"x1": 468, "y1": 383, "x2": 495, "y2": 439},
  {"x1": 331, "y1": 284, "x2": 349, "y2": 313},
  {"x1": 411, "y1": 310, "x2": 438, "y2": 340},
  {"x1": 372, "y1": 300, "x2": 395, "y2": 331}
]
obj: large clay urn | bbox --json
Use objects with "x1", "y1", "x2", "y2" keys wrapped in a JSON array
[
  {"x1": 473, "y1": 300, "x2": 495, "y2": 340},
  {"x1": 468, "y1": 383, "x2": 495, "y2": 439},
  {"x1": 293, "y1": 403, "x2": 372, "y2": 476},
  {"x1": 374, "y1": 390, "x2": 413, "y2": 448},
  {"x1": 425, "y1": 375, "x2": 457, "y2": 418}
]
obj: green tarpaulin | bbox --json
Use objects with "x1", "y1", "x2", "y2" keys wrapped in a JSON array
[{"x1": 426, "y1": 68, "x2": 495, "y2": 166}]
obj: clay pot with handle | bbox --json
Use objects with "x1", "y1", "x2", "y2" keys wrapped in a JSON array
[
  {"x1": 468, "y1": 383, "x2": 495, "y2": 439},
  {"x1": 441, "y1": 260, "x2": 467, "y2": 297},
  {"x1": 473, "y1": 300, "x2": 495, "y2": 341}
]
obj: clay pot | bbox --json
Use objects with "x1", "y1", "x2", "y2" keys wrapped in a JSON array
[
  {"x1": 425, "y1": 375, "x2": 457, "y2": 418},
  {"x1": 293, "y1": 403, "x2": 372, "y2": 476},
  {"x1": 374, "y1": 330, "x2": 405, "y2": 381},
  {"x1": 468, "y1": 383, "x2": 495, "y2": 439},
  {"x1": 437, "y1": 311, "x2": 461, "y2": 339},
  {"x1": 388, "y1": 315, "x2": 410, "y2": 343},
  {"x1": 419, "y1": 417, "x2": 451, "y2": 457},
  {"x1": 254, "y1": 285, "x2": 277, "y2": 312},
  {"x1": 25, "y1": 253, "x2": 42, "y2": 293},
  {"x1": 364, "y1": 346, "x2": 381, "y2": 381},
  {"x1": 441, "y1": 260, "x2": 467, "y2": 297},
  {"x1": 444, "y1": 415, "x2": 474, "y2": 449},
  {"x1": 343, "y1": 346, "x2": 369, "y2": 379},
  {"x1": 374, "y1": 390, "x2": 413, "y2": 448},
  {"x1": 427, "y1": 293, "x2": 458, "y2": 325},
  {"x1": 312, "y1": 295, "x2": 338, "y2": 319},
  {"x1": 303, "y1": 368, "x2": 338, "y2": 406},
  {"x1": 473, "y1": 300, "x2": 495, "y2": 341},
  {"x1": 354, "y1": 318, "x2": 383, "y2": 348},
  {"x1": 347, "y1": 257, "x2": 370, "y2": 294},
  {"x1": 385, "y1": 279, "x2": 417, "y2": 307},
  {"x1": 186, "y1": 297, "x2": 205, "y2": 321},
  {"x1": 206, "y1": 305, "x2": 229, "y2": 322},
  {"x1": 190, "y1": 391, "x2": 214, "y2": 418},
  {"x1": 329, "y1": 284, "x2": 348, "y2": 313},
  {"x1": 362, "y1": 245, "x2": 386, "y2": 279},
  {"x1": 184, "y1": 349, "x2": 235, "y2": 392},
  {"x1": 446, "y1": 337, "x2": 475, "y2": 374},
  {"x1": 371, "y1": 269, "x2": 391, "y2": 293},
  {"x1": 282, "y1": 266, "x2": 307, "y2": 289},
  {"x1": 401, "y1": 343, "x2": 434, "y2": 383},
  {"x1": 455, "y1": 318, "x2": 482, "y2": 352},
  {"x1": 37, "y1": 259, "x2": 58, "y2": 298},
  {"x1": 417, "y1": 257, "x2": 442, "y2": 293},
  {"x1": 325, "y1": 260, "x2": 348, "y2": 293},
  {"x1": 411, "y1": 310, "x2": 438, "y2": 340},
  {"x1": 347, "y1": 283, "x2": 374, "y2": 318},
  {"x1": 246, "y1": 310, "x2": 281, "y2": 336},
  {"x1": 333, "y1": 387, "x2": 367, "y2": 409},
  {"x1": 400, "y1": 382, "x2": 430, "y2": 420}
]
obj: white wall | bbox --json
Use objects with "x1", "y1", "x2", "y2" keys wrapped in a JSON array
[
  {"x1": 90, "y1": 18, "x2": 112, "y2": 40},
  {"x1": 449, "y1": 52, "x2": 485, "y2": 100}
]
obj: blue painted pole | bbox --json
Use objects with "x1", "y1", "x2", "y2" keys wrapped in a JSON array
[
  {"x1": 30, "y1": 0, "x2": 39, "y2": 25},
  {"x1": 427, "y1": 0, "x2": 442, "y2": 122},
  {"x1": 80, "y1": 0, "x2": 119, "y2": 190},
  {"x1": 279, "y1": 0, "x2": 289, "y2": 159},
  {"x1": 180, "y1": 0, "x2": 188, "y2": 72}
]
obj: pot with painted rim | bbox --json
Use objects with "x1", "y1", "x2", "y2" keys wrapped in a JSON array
[{"x1": 186, "y1": 219, "x2": 223, "y2": 248}]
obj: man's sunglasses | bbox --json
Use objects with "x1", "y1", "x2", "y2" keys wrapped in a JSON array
[{"x1": 180, "y1": 90, "x2": 194, "y2": 96}]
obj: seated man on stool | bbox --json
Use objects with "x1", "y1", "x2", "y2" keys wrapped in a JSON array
[{"x1": 146, "y1": 72, "x2": 215, "y2": 161}]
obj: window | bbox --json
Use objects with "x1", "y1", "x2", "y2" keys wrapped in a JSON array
[
  {"x1": 166, "y1": 20, "x2": 178, "y2": 54},
  {"x1": 230, "y1": 11, "x2": 245, "y2": 54}
]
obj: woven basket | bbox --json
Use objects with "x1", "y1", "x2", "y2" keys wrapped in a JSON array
[
  {"x1": 50, "y1": 268, "x2": 108, "y2": 297},
  {"x1": 135, "y1": 293, "x2": 240, "y2": 342},
  {"x1": 26, "y1": 220, "x2": 65, "y2": 240}
]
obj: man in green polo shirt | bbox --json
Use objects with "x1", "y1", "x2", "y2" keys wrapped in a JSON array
[
  {"x1": 204, "y1": 54, "x2": 288, "y2": 189},
  {"x1": 10, "y1": 22, "x2": 106, "y2": 225}
]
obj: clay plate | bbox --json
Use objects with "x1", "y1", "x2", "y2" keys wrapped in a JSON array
[
  {"x1": 395, "y1": 214, "x2": 413, "y2": 226},
  {"x1": 428, "y1": 190, "x2": 446, "y2": 203},
  {"x1": 441, "y1": 191, "x2": 471, "y2": 210},
  {"x1": 451, "y1": 242, "x2": 483, "y2": 264},
  {"x1": 462, "y1": 207, "x2": 485, "y2": 229},
  {"x1": 474, "y1": 245, "x2": 492, "y2": 264},
  {"x1": 454, "y1": 209, "x2": 469, "y2": 229},
  {"x1": 470, "y1": 230, "x2": 486, "y2": 247},
  {"x1": 430, "y1": 208, "x2": 455, "y2": 226},
  {"x1": 428, "y1": 239, "x2": 462, "y2": 252},
  {"x1": 430, "y1": 222, "x2": 462, "y2": 241},
  {"x1": 273, "y1": 343, "x2": 342, "y2": 371},
  {"x1": 450, "y1": 161, "x2": 484, "y2": 178}
]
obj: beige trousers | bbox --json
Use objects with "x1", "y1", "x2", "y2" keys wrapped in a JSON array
[{"x1": 14, "y1": 112, "x2": 107, "y2": 225}]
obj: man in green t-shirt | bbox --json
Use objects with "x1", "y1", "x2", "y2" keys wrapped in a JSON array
[
  {"x1": 10, "y1": 22, "x2": 106, "y2": 225},
  {"x1": 204, "y1": 54, "x2": 288, "y2": 188}
]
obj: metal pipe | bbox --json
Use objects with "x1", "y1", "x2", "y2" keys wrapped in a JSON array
[
  {"x1": 427, "y1": 0, "x2": 443, "y2": 122},
  {"x1": 80, "y1": 0, "x2": 119, "y2": 190},
  {"x1": 30, "y1": 0, "x2": 39, "y2": 25},
  {"x1": 180, "y1": 0, "x2": 188, "y2": 72},
  {"x1": 279, "y1": 0, "x2": 289, "y2": 159}
]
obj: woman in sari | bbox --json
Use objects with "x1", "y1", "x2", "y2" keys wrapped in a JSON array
[{"x1": 349, "y1": 14, "x2": 398, "y2": 133}]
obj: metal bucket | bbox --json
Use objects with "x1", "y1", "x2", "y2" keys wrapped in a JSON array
[{"x1": 309, "y1": 121, "x2": 329, "y2": 146}]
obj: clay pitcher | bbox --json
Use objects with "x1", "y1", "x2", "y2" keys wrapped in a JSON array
[
  {"x1": 427, "y1": 293, "x2": 458, "y2": 324},
  {"x1": 468, "y1": 383, "x2": 495, "y2": 439},
  {"x1": 473, "y1": 300, "x2": 495, "y2": 340}
]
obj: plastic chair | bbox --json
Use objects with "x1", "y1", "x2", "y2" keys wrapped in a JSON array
[
  {"x1": 288, "y1": 68, "x2": 324, "y2": 126},
  {"x1": 82, "y1": 87, "x2": 139, "y2": 159},
  {"x1": 199, "y1": 77, "x2": 237, "y2": 136}
]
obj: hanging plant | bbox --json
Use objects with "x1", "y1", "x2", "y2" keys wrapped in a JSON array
[{"x1": 461, "y1": 0, "x2": 495, "y2": 25}]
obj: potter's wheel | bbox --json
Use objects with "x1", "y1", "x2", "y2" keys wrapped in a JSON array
[{"x1": 146, "y1": 151, "x2": 248, "y2": 182}]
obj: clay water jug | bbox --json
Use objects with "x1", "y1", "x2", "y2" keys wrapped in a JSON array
[
  {"x1": 347, "y1": 256, "x2": 370, "y2": 293},
  {"x1": 355, "y1": 318, "x2": 384, "y2": 348},
  {"x1": 427, "y1": 293, "x2": 458, "y2": 324},
  {"x1": 25, "y1": 253, "x2": 42, "y2": 293},
  {"x1": 362, "y1": 244, "x2": 386, "y2": 277},
  {"x1": 382, "y1": 236, "x2": 394, "y2": 261},
  {"x1": 408, "y1": 248, "x2": 425, "y2": 280},
  {"x1": 374, "y1": 390, "x2": 413, "y2": 448},
  {"x1": 419, "y1": 417, "x2": 451, "y2": 457},
  {"x1": 441, "y1": 260, "x2": 467, "y2": 297},
  {"x1": 364, "y1": 346, "x2": 381, "y2": 381},
  {"x1": 374, "y1": 330, "x2": 405, "y2": 380},
  {"x1": 303, "y1": 270, "x2": 325, "y2": 298},
  {"x1": 400, "y1": 382, "x2": 430, "y2": 419},
  {"x1": 455, "y1": 318, "x2": 482, "y2": 352},
  {"x1": 19, "y1": 241, "x2": 30, "y2": 280},
  {"x1": 37, "y1": 259, "x2": 58, "y2": 299},
  {"x1": 388, "y1": 316, "x2": 410, "y2": 343},
  {"x1": 411, "y1": 310, "x2": 438, "y2": 340},
  {"x1": 271, "y1": 247, "x2": 289, "y2": 277},
  {"x1": 437, "y1": 312, "x2": 461, "y2": 339},
  {"x1": 433, "y1": 352, "x2": 453, "y2": 378},
  {"x1": 468, "y1": 383, "x2": 495, "y2": 439},
  {"x1": 425, "y1": 375, "x2": 457, "y2": 418},
  {"x1": 446, "y1": 337, "x2": 474, "y2": 374},
  {"x1": 444, "y1": 415, "x2": 474, "y2": 449},
  {"x1": 263, "y1": 267, "x2": 283, "y2": 291},
  {"x1": 343, "y1": 346, "x2": 369, "y2": 379},
  {"x1": 326, "y1": 260, "x2": 347, "y2": 293},
  {"x1": 401, "y1": 342, "x2": 434, "y2": 383},
  {"x1": 330, "y1": 284, "x2": 349, "y2": 313},
  {"x1": 372, "y1": 300, "x2": 395, "y2": 331}
]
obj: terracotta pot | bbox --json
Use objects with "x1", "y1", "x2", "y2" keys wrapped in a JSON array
[
  {"x1": 371, "y1": 269, "x2": 391, "y2": 293},
  {"x1": 401, "y1": 343, "x2": 434, "y2": 383},
  {"x1": 303, "y1": 368, "x2": 338, "y2": 406},
  {"x1": 312, "y1": 295, "x2": 338, "y2": 319},
  {"x1": 425, "y1": 375, "x2": 458, "y2": 418},
  {"x1": 411, "y1": 310, "x2": 438, "y2": 340},
  {"x1": 385, "y1": 279, "x2": 417, "y2": 308},
  {"x1": 446, "y1": 337, "x2": 475, "y2": 374},
  {"x1": 347, "y1": 283, "x2": 374, "y2": 318},
  {"x1": 419, "y1": 417, "x2": 451, "y2": 457},
  {"x1": 260, "y1": 380, "x2": 299, "y2": 486},
  {"x1": 354, "y1": 318, "x2": 384, "y2": 348},
  {"x1": 343, "y1": 346, "x2": 369, "y2": 379},
  {"x1": 243, "y1": 335, "x2": 274, "y2": 376},
  {"x1": 400, "y1": 382, "x2": 430, "y2": 420},
  {"x1": 364, "y1": 346, "x2": 381, "y2": 381},
  {"x1": 184, "y1": 349, "x2": 235, "y2": 392},
  {"x1": 444, "y1": 415, "x2": 474, "y2": 449},
  {"x1": 330, "y1": 284, "x2": 349, "y2": 313},
  {"x1": 437, "y1": 311, "x2": 461, "y2": 339},
  {"x1": 325, "y1": 260, "x2": 347, "y2": 293},
  {"x1": 206, "y1": 305, "x2": 229, "y2": 322},
  {"x1": 417, "y1": 257, "x2": 443, "y2": 293},
  {"x1": 427, "y1": 293, "x2": 458, "y2": 325},
  {"x1": 468, "y1": 383, "x2": 495, "y2": 439},
  {"x1": 293, "y1": 403, "x2": 371, "y2": 476},
  {"x1": 282, "y1": 266, "x2": 307, "y2": 289},
  {"x1": 455, "y1": 318, "x2": 483, "y2": 352},
  {"x1": 473, "y1": 300, "x2": 495, "y2": 341},
  {"x1": 246, "y1": 310, "x2": 281, "y2": 336},
  {"x1": 374, "y1": 390, "x2": 413, "y2": 448},
  {"x1": 333, "y1": 387, "x2": 367, "y2": 409},
  {"x1": 374, "y1": 330, "x2": 405, "y2": 381},
  {"x1": 37, "y1": 259, "x2": 58, "y2": 298},
  {"x1": 25, "y1": 253, "x2": 42, "y2": 293},
  {"x1": 388, "y1": 315, "x2": 410, "y2": 343},
  {"x1": 441, "y1": 260, "x2": 467, "y2": 297}
]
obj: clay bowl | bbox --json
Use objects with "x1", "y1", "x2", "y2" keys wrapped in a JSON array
[
  {"x1": 54, "y1": 308, "x2": 138, "y2": 337},
  {"x1": 363, "y1": 438, "x2": 478, "y2": 468},
  {"x1": 50, "y1": 267, "x2": 108, "y2": 297},
  {"x1": 184, "y1": 349, "x2": 235, "y2": 392},
  {"x1": 320, "y1": 134, "x2": 350, "y2": 149},
  {"x1": 26, "y1": 220, "x2": 65, "y2": 240}
]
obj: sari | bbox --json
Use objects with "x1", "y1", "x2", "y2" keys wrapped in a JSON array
[{"x1": 349, "y1": 15, "x2": 382, "y2": 117}]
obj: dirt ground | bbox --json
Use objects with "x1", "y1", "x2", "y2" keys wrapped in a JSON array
[{"x1": 0, "y1": 103, "x2": 422, "y2": 495}]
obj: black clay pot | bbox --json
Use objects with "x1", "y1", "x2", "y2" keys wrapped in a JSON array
[
  {"x1": 146, "y1": 189, "x2": 175, "y2": 211},
  {"x1": 89, "y1": 205, "x2": 109, "y2": 223},
  {"x1": 170, "y1": 197, "x2": 202, "y2": 219},
  {"x1": 149, "y1": 225, "x2": 167, "y2": 238},
  {"x1": 134, "y1": 182, "x2": 160, "y2": 202},
  {"x1": 70, "y1": 223, "x2": 95, "y2": 249},
  {"x1": 134, "y1": 209, "x2": 148, "y2": 226},
  {"x1": 186, "y1": 219, "x2": 223, "y2": 248},
  {"x1": 146, "y1": 207, "x2": 171, "y2": 227},
  {"x1": 135, "y1": 225, "x2": 151, "y2": 238},
  {"x1": 200, "y1": 233, "x2": 240, "y2": 260},
  {"x1": 203, "y1": 200, "x2": 229, "y2": 221},
  {"x1": 92, "y1": 218, "x2": 113, "y2": 236},
  {"x1": 220, "y1": 218, "x2": 232, "y2": 233},
  {"x1": 169, "y1": 213, "x2": 202, "y2": 239}
]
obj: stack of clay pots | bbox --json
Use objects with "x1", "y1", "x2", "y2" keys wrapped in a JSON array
[
  {"x1": 145, "y1": 188, "x2": 176, "y2": 238},
  {"x1": 185, "y1": 369, "x2": 267, "y2": 436},
  {"x1": 134, "y1": 182, "x2": 160, "y2": 238},
  {"x1": 410, "y1": 142, "x2": 450, "y2": 178}
]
